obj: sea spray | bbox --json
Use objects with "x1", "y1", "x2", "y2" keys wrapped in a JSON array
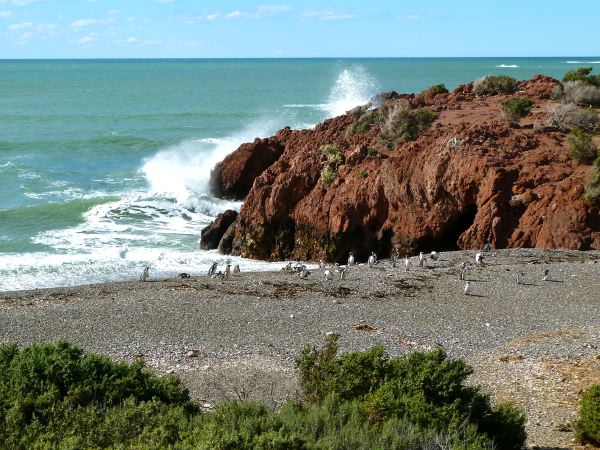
[
  {"x1": 324, "y1": 67, "x2": 377, "y2": 117},
  {"x1": 140, "y1": 119, "x2": 279, "y2": 205}
]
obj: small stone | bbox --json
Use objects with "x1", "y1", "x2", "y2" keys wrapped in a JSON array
[
  {"x1": 289, "y1": 314, "x2": 294, "y2": 318},
  {"x1": 186, "y1": 349, "x2": 200, "y2": 358}
]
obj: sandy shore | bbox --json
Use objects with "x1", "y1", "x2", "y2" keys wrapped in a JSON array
[{"x1": 1, "y1": 248, "x2": 599, "y2": 448}]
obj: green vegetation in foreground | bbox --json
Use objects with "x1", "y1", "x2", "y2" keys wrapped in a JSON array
[
  {"x1": 0, "y1": 339, "x2": 527, "y2": 449},
  {"x1": 568, "y1": 128, "x2": 598, "y2": 164},
  {"x1": 575, "y1": 383, "x2": 600, "y2": 445},
  {"x1": 500, "y1": 97, "x2": 533, "y2": 123},
  {"x1": 420, "y1": 83, "x2": 449, "y2": 96},
  {"x1": 563, "y1": 67, "x2": 600, "y2": 87},
  {"x1": 473, "y1": 75, "x2": 518, "y2": 96}
]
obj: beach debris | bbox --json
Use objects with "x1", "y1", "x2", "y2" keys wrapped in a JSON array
[
  {"x1": 354, "y1": 323, "x2": 378, "y2": 332},
  {"x1": 139, "y1": 267, "x2": 150, "y2": 282}
]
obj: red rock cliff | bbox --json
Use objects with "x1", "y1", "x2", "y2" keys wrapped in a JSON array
[{"x1": 210, "y1": 75, "x2": 600, "y2": 262}]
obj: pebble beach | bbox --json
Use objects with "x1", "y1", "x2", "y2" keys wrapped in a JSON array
[{"x1": 1, "y1": 248, "x2": 599, "y2": 448}]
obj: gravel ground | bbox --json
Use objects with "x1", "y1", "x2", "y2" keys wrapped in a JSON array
[{"x1": 1, "y1": 248, "x2": 599, "y2": 448}]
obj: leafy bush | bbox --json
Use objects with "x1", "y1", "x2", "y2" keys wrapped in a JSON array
[
  {"x1": 563, "y1": 81, "x2": 600, "y2": 107},
  {"x1": 568, "y1": 128, "x2": 598, "y2": 164},
  {"x1": 367, "y1": 147, "x2": 379, "y2": 156},
  {"x1": 296, "y1": 336, "x2": 527, "y2": 449},
  {"x1": 321, "y1": 165, "x2": 336, "y2": 185},
  {"x1": 0, "y1": 341, "x2": 196, "y2": 448},
  {"x1": 563, "y1": 67, "x2": 600, "y2": 87},
  {"x1": 359, "y1": 170, "x2": 368, "y2": 178},
  {"x1": 346, "y1": 110, "x2": 380, "y2": 136},
  {"x1": 378, "y1": 103, "x2": 438, "y2": 148},
  {"x1": 547, "y1": 102, "x2": 599, "y2": 131},
  {"x1": 575, "y1": 384, "x2": 600, "y2": 445},
  {"x1": 320, "y1": 144, "x2": 344, "y2": 168},
  {"x1": 501, "y1": 97, "x2": 533, "y2": 123},
  {"x1": 420, "y1": 83, "x2": 448, "y2": 96},
  {"x1": 0, "y1": 340, "x2": 526, "y2": 449},
  {"x1": 473, "y1": 75, "x2": 518, "y2": 95},
  {"x1": 584, "y1": 156, "x2": 600, "y2": 203}
]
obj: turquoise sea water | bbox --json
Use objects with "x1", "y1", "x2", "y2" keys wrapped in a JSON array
[{"x1": 1, "y1": 57, "x2": 598, "y2": 291}]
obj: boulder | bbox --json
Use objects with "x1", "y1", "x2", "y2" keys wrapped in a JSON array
[{"x1": 199, "y1": 210, "x2": 238, "y2": 250}]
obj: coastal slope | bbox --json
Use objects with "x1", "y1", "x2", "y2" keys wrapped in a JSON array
[{"x1": 210, "y1": 75, "x2": 600, "y2": 262}]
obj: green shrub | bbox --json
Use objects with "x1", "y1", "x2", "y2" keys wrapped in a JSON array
[
  {"x1": 378, "y1": 103, "x2": 438, "y2": 148},
  {"x1": 346, "y1": 110, "x2": 380, "y2": 136},
  {"x1": 563, "y1": 67, "x2": 600, "y2": 87},
  {"x1": 359, "y1": 170, "x2": 368, "y2": 178},
  {"x1": 296, "y1": 336, "x2": 526, "y2": 449},
  {"x1": 584, "y1": 156, "x2": 600, "y2": 203},
  {"x1": 473, "y1": 75, "x2": 518, "y2": 95},
  {"x1": 321, "y1": 165, "x2": 336, "y2": 185},
  {"x1": 501, "y1": 97, "x2": 533, "y2": 123},
  {"x1": 568, "y1": 128, "x2": 598, "y2": 164},
  {"x1": 0, "y1": 340, "x2": 526, "y2": 449},
  {"x1": 367, "y1": 147, "x2": 379, "y2": 156},
  {"x1": 575, "y1": 384, "x2": 600, "y2": 445},
  {"x1": 320, "y1": 144, "x2": 344, "y2": 168},
  {"x1": 421, "y1": 84, "x2": 449, "y2": 96}
]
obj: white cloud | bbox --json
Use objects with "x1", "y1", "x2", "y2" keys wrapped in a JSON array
[
  {"x1": 5, "y1": 0, "x2": 48, "y2": 5},
  {"x1": 299, "y1": 9, "x2": 356, "y2": 21},
  {"x1": 77, "y1": 34, "x2": 96, "y2": 44},
  {"x1": 226, "y1": 5, "x2": 289, "y2": 19},
  {"x1": 107, "y1": 9, "x2": 119, "y2": 16},
  {"x1": 70, "y1": 18, "x2": 97, "y2": 29},
  {"x1": 126, "y1": 16, "x2": 136, "y2": 23},
  {"x1": 7, "y1": 21, "x2": 32, "y2": 30},
  {"x1": 407, "y1": 14, "x2": 426, "y2": 21},
  {"x1": 205, "y1": 13, "x2": 218, "y2": 21},
  {"x1": 0, "y1": 10, "x2": 11, "y2": 18},
  {"x1": 226, "y1": 10, "x2": 241, "y2": 19}
]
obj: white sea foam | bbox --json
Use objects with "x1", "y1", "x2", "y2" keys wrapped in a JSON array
[
  {"x1": 566, "y1": 60, "x2": 600, "y2": 64},
  {"x1": 0, "y1": 248, "x2": 283, "y2": 292},
  {"x1": 140, "y1": 120, "x2": 278, "y2": 205},
  {"x1": 495, "y1": 64, "x2": 519, "y2": 68},
  {"x1": 323, "y1": 67, "x2": 376, "y2": 117}
]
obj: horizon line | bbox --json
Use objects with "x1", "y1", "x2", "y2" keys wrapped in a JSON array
[{"x1": 1, "y1": 56, "x2": 600, "y2": 61}]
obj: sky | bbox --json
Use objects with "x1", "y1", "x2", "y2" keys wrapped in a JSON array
[{"x1": 0, "y1": 0, "x2": 599, "y2": 59}]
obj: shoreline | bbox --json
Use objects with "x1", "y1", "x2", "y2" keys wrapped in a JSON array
[{"x1": 2, "y1": 248, "x2": 600, "y2": 448}]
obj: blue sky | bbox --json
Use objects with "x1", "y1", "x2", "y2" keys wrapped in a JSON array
[{"x1": 1, "y1": 0, "x2": 599, "y2": 58}]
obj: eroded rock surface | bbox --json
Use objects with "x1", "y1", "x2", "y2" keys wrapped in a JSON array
[{"x1": 211, "y1": 76, "x2": 600, "y2": 261}]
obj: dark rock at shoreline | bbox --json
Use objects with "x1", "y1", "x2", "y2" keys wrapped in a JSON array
[
  {"x1": 213, "y1": 75, "x2": 600, "y2": 261},
  {"x1": 200, "y1": 210, "x2": 238, "y2": 251},
  {"x1": 217, "y1": 221, "x2": 236, "y2": 254}
]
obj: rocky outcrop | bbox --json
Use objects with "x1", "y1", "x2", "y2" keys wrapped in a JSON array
[
  {"x1": 199, "y1": 210, "x2": 238, "y2": 250},
  {"x1": 210, "y1": 134, "x2": 287, "y2": 200},
  {"x1": 211, "y1": 75, "x2": 600, "y2": 261}
]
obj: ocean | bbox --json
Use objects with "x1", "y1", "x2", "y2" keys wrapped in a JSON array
[{"x1": 1, "y1": 57, "x2": 598, "y2": 291}]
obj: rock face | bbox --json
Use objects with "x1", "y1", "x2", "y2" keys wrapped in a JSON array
[
  {"x1": 210, "y1": 76, "x2": 600, "y2": 261},
  {"x1": 210, "y1": 134, "x2": 287, "y2": 200},
  {"x1": 199, "y1": 210, "x2": 238, "y2": 251}
]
